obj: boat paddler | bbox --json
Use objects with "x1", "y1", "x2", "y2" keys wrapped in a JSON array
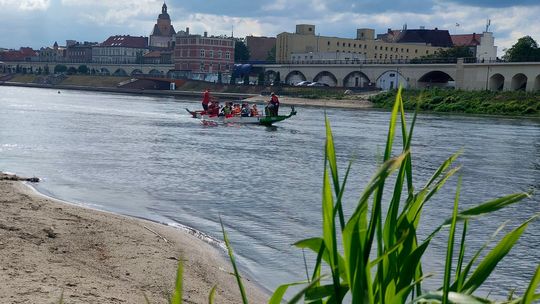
[
  {"x1": 202, "y1": 89, "x2": 211, "y2": 111},
  {"x1": 266, "y1": 92, "x2": 280, "y2": 116}
]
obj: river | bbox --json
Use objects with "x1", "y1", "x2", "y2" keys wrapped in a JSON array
[{"x1": 1, "y1": 86, "x2": 539, "y2": 298}]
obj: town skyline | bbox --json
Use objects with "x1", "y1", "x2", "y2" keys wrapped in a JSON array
[{"x1": 1, "y1": 0, "x2": 539, "y2": 57}]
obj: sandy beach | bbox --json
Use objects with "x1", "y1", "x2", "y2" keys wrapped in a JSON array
[
  {"x1": 0, "y1": 174, "x2": 268, "y2": 304},
  {"x1": 244, "y1": 94, "x2": 375, "y2": 109}
]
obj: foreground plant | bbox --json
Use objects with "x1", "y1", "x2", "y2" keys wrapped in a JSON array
[{"x1": 265, "y1": 87, "x2": 540, "y2": 303}]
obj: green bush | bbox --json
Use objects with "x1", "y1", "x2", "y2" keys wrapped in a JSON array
[{"x1": 370, "y1": 89, "x2": 540, "y2": 116}]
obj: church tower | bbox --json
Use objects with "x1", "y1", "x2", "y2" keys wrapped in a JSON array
[{"x1": 149, "y1": 2, "x2": 176, "y2": 49}]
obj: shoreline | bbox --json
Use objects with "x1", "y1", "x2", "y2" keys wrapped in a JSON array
[
  {"x1": 3, "y1": 81, "x2": 538, "y2": 119},
  {"x1": 0, "y1": 173, "x2": 269, "y2": 303},
  {"x1": 0, "y1": 81, "x2": 376, "y2": 110},
  {"x1": 0, "y1": 81, "x2": 258, "y2": 100}
]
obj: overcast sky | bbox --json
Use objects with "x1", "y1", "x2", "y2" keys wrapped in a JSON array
[{"x1": 1, "y1": 0, "x2": 539, "y2": 56}]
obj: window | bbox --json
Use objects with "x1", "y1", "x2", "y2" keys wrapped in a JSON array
[
  {"x1": 200, "y1": 49, "x2": 205, "y2": 57},
  {"x1": 415, "y1": 49, "x2": 418, "y2": 53},
  {"x1": 348, "y1": 43, "x2": 351, "y2": 47},
  {"x1": 354, "y1": 44, "x2": 356, "y2": 48},
  {"x1": 209, "y1": 50, "x2": 214, "y2": 58},
  {"x1": 200, "y1": 62, "x2": 204, "y2": 71},
  {"x1": 327, "y1": 41, "x2": 330, "y2": 46},
  {"x1": 426, "y1": 50, "x2": 429, "y2": 54},
  {"x1": 218, "y1": 50, "x2": 222, "y2": 58},
  {"x1": 385, "y1": 47, "x2": 388, "y2": 51},
  {"x1": 391, "y1": 47, "x2": 393, "y2": 51},
  {"x1": 336, "y1": 42, "x2": 339, "y2": 46},
  {"x1": 375, "y1": 46, "x2": 378, "y2": 50},
  {"x1": 225, "y1": 51, "x2": 230, "y2": 59}
]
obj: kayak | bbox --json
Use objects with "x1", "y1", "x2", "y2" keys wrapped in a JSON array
[{"x1": 186, "y1": 107, "x2": 297, "y2": 126}]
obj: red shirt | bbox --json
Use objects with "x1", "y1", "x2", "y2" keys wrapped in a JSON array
[
  {"x1": 271, "y1": 95, "x2": 279, "y2": 105},
  {"x1": 202, "y1": 91, "x2": 210, "y2": 105}
]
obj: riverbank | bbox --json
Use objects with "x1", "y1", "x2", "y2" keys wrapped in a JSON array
[
  {"x1": 0, "y1": 174, "x2": 268, "y2": 303},
  {"x1": 0, "y1": 81, "x2": 257, "y2": 100},
  {"x1": 1, "y1": 79, "x2": 377, "y2": 110},
  {"x1": 370, "y1": 88, "x2": 540, "y2": 116},
  {"x1": 245, "y1": 94, "x2": 374, "y2": 109}
]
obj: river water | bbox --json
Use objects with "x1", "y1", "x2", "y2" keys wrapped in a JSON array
[{"x1": 1, "y1": 86, "x2": 539, "y2": 298}]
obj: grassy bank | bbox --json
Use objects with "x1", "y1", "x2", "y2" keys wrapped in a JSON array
[
  {"x1": 10, "y1": 74, "x2": 38, "y2": 83},
  {"x1": 370, "y1": 88, "x2": 540, "y2": 116},
  {"x1": 60, "y1": 75, "x2": 130, "y2": 87}
]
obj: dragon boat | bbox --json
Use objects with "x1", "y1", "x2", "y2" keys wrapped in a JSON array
[{"x1": 186, "y1": 106, "x2": 296, "y2": 126}]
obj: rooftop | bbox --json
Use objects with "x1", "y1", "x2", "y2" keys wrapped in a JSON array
[
  {"x1": 451, "y1": 33, "x2": 483, "y2": 47},
  {"x1": 101, "y1": 35, "x2": 148, "y2": 48}
]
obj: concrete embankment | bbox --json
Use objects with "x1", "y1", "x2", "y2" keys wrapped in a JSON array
[{"x1": 0, "y1": 81, "x2": 257, "y2": 100}]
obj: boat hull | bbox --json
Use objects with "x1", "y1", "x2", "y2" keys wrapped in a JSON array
[{"x1": 186, "y1": 107, "x2": 296, "y2": 126}]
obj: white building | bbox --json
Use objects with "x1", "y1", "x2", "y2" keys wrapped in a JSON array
[{"x1": 291, "y1": 51, "x2": 366, "y2": 63}]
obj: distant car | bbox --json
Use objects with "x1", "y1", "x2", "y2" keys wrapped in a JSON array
[
  {"x1": 307, "y1": 82, "x2": 329, "y2": 87},
  {"x1": 294, "y1": 81, "x2": 312, "y2": 86}
]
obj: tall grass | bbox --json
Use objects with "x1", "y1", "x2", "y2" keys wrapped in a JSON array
[{"x1": 263, "y1": 87, "x2": 540, "y2": 303}]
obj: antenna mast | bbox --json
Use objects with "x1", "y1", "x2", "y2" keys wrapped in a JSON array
[{"x1": 485, "y1": 19, "x2": 491, "y2": 32}]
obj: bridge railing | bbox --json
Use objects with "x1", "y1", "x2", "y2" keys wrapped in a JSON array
[{"x1": 243, "y1": 57, "x2": 506, "y2": 65}]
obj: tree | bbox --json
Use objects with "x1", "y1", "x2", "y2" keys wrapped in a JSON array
[
  {"x1": 415, "y1": 46, "x2": 474, "y2": 63},
  {"x1": 266, "y1": 45, "x2": 276, "y2": 62},
  {"x1": 503, "y1": 36, "x2": 540, "y2": 62},
  {"x1": 234, "y1": 39, "x2": 250, "y2": 62},
  {"x1": 54, "y1": 64, "x2": 67, "y2": 74},
  {"x1": 67, "y1": 67, "x2": 77, "y2": 75},
  {"x1": 78, "y1": 65, "x2": 89, "y2": 74},
  {"x1": 217, "y1": 71, "x2": 222, "y2": 84},
  {"x1": 44, "y1": 65, "x2": 50, "y2": 75}
]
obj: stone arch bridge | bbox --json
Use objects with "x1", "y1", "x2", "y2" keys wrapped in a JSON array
[
  {"x1": 2, "y1": 60, "x2": 540, "y2": 91},
  {"x1": 257, "y1": 60, "x2": 540, "y2": 92},
  {"x1": 1, "y1": 62, "x2": 175, "y2": 78}
]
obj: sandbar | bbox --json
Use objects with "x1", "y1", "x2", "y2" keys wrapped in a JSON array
[{"x1": 0, "y1": 174, "x2": 268, "y2": 303}]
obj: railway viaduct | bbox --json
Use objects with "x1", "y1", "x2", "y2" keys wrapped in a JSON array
[{"x1": 256, "y1": 59, "x2": 540, "y2": 92}]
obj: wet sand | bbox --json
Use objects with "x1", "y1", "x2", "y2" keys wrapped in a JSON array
[{"x1": 0, "y1": 174, "x2": 268, "y2": 304}]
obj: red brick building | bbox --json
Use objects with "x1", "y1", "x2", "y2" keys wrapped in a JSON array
[{"x1": 174, "y1": 29, "x2": 235, "y2": 76}]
